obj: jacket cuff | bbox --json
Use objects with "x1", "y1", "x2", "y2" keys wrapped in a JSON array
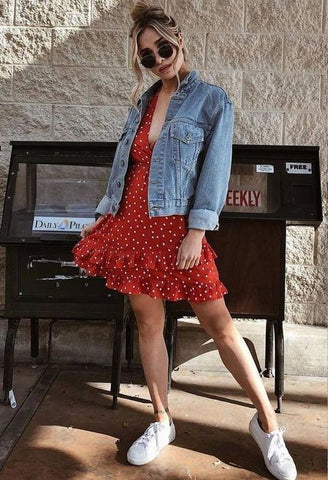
[
  {"x1": 95, "y1": 195, "x2": 111, "y2": 216},
  {"x1": 188, "y1": 209, "x2": 219, "y2": 231}
]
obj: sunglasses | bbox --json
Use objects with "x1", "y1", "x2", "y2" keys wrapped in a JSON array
[{"x1": 139, "y1": 42, "x2": 174, "y2": 69}]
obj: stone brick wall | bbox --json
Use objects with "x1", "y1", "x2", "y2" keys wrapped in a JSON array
[{"x1": 0, "y1": 0, "x2": 327, "y2": 325}]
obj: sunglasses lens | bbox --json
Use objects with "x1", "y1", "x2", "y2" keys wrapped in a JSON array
[
  {"x1": 140, "y1": 54, "x2": 156, "y2": 69},
  {"x1": 158, "y1": 44, "x2": 173, "y2": 58}
]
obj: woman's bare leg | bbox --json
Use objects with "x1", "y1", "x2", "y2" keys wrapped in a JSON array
[
  {"x1": 128, "y1": 293, "x2": 171, "y2": 423},
  {"x1": 190, "y1": 296, "x2": 278, "y2": 432}
]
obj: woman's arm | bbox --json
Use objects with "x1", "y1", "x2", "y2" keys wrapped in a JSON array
[{"x1": 188, "y1": 97, "x2": 234, "y2": 231}]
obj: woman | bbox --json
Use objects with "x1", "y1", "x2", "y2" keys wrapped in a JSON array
[{"x1": 73, "y1": 2, "x2": 297, "y2": 479}]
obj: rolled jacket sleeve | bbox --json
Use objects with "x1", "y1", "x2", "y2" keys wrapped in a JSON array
[
  {"x1": 95, "y1": 194, "x2": 111, "y2": 216},
  {"x1": 188, "y1": 98, "x2": 234, "y2": 231}
]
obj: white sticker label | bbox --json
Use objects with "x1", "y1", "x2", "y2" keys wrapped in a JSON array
[
  {"x1": 286, "y1": 162, "x2": 312, "y2": 174},
  {"x1": 256, "y1": 164, "x2": 274, "y2": 173},
  {"x1": 32, "y1": 216, "x2": 94, "y2": 232}
]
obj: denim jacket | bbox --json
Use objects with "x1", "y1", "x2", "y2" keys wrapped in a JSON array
[{"x1": 96, "y1": 70, "x2": 234, "y2": 231}]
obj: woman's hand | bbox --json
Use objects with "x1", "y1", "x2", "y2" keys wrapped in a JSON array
[
  {"x1": 80, "y1": 215, "x2": 104, "y2": 239},
  {"x1": 176, "y1": 228, "x2": 205, "y2": 270}
]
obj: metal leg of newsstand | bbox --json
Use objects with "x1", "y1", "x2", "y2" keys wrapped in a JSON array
[
  {"x1": 3, "y1": 318, "x2": 20, "y2": 407},
  {"x1": 274, "y1": 320, "x2": 284, "y2": 413},
  {"x1": 30, "y1": 317, "x2": 39, "y2": 368},
  {"x1": 263, "y1": 319, "x2": 274, "y2": 378},
  {"x1": 164, "y1": 315, "x2": 177, "y2": 392},
  {"x1": 125, "y1": 311, "x2": 135, "y2": 371},
  {"x1": 110, "y1": 312, "x2": 127, "y2": 409}
]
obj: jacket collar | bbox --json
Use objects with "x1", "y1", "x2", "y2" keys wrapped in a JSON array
[{"x1": 138, "y1": 70, "x2": 199, "y2": 107}]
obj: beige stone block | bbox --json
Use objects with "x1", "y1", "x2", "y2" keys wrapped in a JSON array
[
  {"x1": 183, "y1": 31, "x2": 206, "y2": 70},
  {"x1": 0, "y1": 104, "x2": 51, "y2": 139},
  {"x1": 234, "y1": 111, "x2": 283, "y2": 144},
  {"x1": 314, "y1": 302, "x2": 328, "y2": 326},
  {"x1": 318, "y1": 147, "x2": 328, "y2": 226},
  {"x1": 207, "y1": 33, "x2": 283, "y2": 70},
  {"x1": 14, "y1": 66, "x2": 89, "y2": 104},
  {"x1": 0, "y1": 27, "x2": 51, "y2": 64},
  {"x1": 322, "y1": 74, "x2": 327, "y2": 111},
  {"x1": 0, "y1": 141, "x2": 11, "y2": 177},
  {"x1": 286, "y1": 264, "x2": 327, "y2": 303},
  {"x1": 0, "y1": 142, "x2": 11, "y2": 204},
  {"x1": 243, "y1": 72, "x2": 320, "y2": 111},
  {"x1": 314, "y1": 224, "x2": 328, "y2": 267},
  {"x1": 89, "y1": 68, "x2": 135, "y2": 105},
  {"x1": 286, "y1": 226, "x2": 315, "y2": 266},
  {"x1": 53, "y1": 28, "x2": 127, "y2": 67},
  {"x1": 15, "y1": 0, "x2": 89, "y2": 27},
  {"x1": 92, "y1": 0, "x2": 165, "y2": 28},
  {"x1": 319, "y1": 146, "x2": 327, "y2": 178},
  {"x1": 0, "y1": 65, "x2": 12, "y2": 101},
  {"x1": 199, "y1": 70, "x2": 242, "y2": 107},
  {"x1": 285, "y1": 302, "x2": 315, "y2": 325},
  {"x1": 284, "y1": 112, "x2": 326, "y2": 146},
  {"x1": 0, "y1": 0, "x2": 14, "y2": 25},
  {"x1": 246, "y1": 0, "x2": 322, "y2": 33},
  {"x1": 167, "y1": 0, "x2": 244, "y2": 32},
  {"x1": 53, "y1": 105, "x2": 128, "y2": 141},
  {"x1": 285, "y1": 34, "x2": 328, "y2": 73}
]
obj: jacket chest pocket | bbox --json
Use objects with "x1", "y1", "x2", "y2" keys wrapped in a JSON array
[{"x1": 171, "y1": 122, "x2": 204, "y2": 168}]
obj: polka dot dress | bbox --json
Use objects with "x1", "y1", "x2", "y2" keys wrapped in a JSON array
[{"x1": 72, "y1": 89, "x2": 228, "y2": 302}]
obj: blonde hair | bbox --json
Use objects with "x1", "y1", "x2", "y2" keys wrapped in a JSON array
[{"x1": 129, "y1": 1, "x2": 187, "y2": 108}]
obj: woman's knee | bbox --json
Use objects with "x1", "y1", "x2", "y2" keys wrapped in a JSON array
[
  {"x1": 190, "y1": 298, "x2": 235, "y2": 339},
  {"x1": 128, "y1": 294, "x2": 165, "y2": 337}
]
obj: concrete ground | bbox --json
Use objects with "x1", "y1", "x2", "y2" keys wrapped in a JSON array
[{"x1": 0, "y1": 365, "x2": 326, "y2": 479}]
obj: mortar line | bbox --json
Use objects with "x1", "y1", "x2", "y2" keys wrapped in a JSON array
[
  {"x1": 243, "y1": 0, "x2": 247, "y2": 32},
  {"x1": 11, "y1": 64, "x2": 15, "y2": 102},
  {"x1": 281, "y1": 111, "x2": 285, "y2": 144},
  {"x1": 88, "y1": 0, "x2": 92, "y2": 26},
  {"x1": 240, "y1": 69, "x2": 244, "y2": 110},
  {"x1": 319, "y1": 74, "x2": 323, "y2": 111},
  {"x1": 321, "y1": 0, "x2": 327, "y2": 34},
  {"x1": 204, "y1": 32, "x2": 208, "y2": 71},
  {"x1": 13, "y1": 0, "x2": 17, "y2": 25}
]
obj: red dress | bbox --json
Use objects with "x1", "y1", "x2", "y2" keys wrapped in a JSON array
[{"x1": 72, "y1": 89, "x2": 227, "y2": 302}]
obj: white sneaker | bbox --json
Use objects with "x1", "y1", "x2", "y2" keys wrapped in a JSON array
[
  {"x1": 127, "y1": 421, "x2": 176, "y2": 466},
  {"x1": 249, "y1": 413, "x2": 297, "y2": 480}
]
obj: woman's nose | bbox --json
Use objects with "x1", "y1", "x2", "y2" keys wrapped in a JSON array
[{"x1": 154, "y1": 51, "x2": 164, "y2": 65}]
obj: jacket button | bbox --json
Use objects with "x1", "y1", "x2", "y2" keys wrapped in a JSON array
[
  {"x1": 117, "y1": 181, "x2": 121, "y2": 187},
  {"x1": 185, "y1": 134, "x2": 191, "y2": 143},
  {"x1": 120, "y1": 160, "x2": 125, "y2": 167}
]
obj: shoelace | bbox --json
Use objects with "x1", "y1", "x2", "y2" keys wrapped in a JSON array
[
  {"x1": 268, "y1": 427, "x2": 291, "y2": 464},
  {"x1": 135, "y1": 423, "x2": 162, "y2": 447}
]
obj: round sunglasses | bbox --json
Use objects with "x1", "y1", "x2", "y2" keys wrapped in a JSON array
[{"x1": 139, "y1": 42, "x2": 174, "y2": 69}]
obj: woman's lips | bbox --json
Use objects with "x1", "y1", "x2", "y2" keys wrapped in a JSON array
[{"x1": 159, "y1": 64, "x2": 171, "y2": 73}]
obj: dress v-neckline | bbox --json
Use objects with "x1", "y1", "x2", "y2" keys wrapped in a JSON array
[{"x1": 147, "y1": 88, "x2": 162, "y2": 150}]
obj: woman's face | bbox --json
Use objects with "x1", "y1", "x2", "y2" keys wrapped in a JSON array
[{"x1": 137, "y1": 27, "x2": 185, "y2": 80}]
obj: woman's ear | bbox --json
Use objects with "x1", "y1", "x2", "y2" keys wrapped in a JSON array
[{"x1": 178, "y1": 33, "x2": 184, "y2": 48}]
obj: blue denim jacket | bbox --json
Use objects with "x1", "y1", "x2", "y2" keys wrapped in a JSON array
[{"x1": 96, "y1": 70, "x2": 234, "y2": 231}]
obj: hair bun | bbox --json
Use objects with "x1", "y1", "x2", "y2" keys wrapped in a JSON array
[
  {"x1": 130, "y1": 1, "x2": 152, "y2": 22},
  {"x1": 130, "y1": 1, "x2": 167, "y2": 24}
]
